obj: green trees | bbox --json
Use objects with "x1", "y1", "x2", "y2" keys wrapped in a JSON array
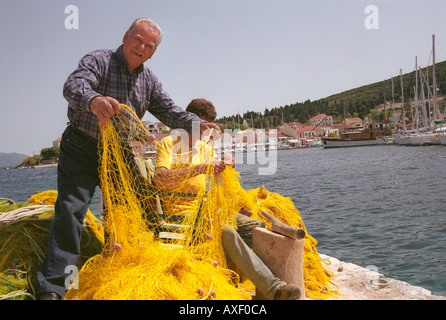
[
  {"x1": 40, "y1": 147, "x2": 60, "y2": 161},
  {"x1": 14, "y1": 147, "x2": 60, "y2": 168},
  {"x1": 15, "y1": 156, "x2": 40, "y2": 168},
  {"x1": 215, "y1": 60, "x2": 446, "y2": 129}
]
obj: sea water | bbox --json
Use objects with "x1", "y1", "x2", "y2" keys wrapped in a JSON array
[
  {"x1": 0, "y1": 166, "x2": 103, "y2": 216},
  {"x1": 1, "y1": 144, "x2": 445, "y2": 296},
  {"x1": 236, "y1": 144, "x2": 446, "y2": 297}
]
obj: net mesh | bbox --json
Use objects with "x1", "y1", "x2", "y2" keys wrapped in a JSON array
[
  {"x1": 61, "y1": 104, "x2": 337, "y2": 300},
  {"x1": 0, "y1": 191, "x2": 103, "y2": 300}
]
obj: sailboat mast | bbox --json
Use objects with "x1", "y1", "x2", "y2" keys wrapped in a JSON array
[
  {"x1": 400, "y1": 69, "x2": 406, "y2": 131},
  {"x1": 415, "y1": 56, "x2": 419, "y2": 131},
  {"x1": 419, "y1": 67, "x2": 429, "y2": 128},
  {"x1": 432, "y1": 34, "x2": 439, "y2": 122},
  {"x1": 425, "y1": 68, "x2": 434, "y2": 126},
  {"x1": 391, "y1": 77, "x2": 395, "y2": 119}
]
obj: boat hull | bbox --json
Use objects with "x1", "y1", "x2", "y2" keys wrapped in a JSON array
[
  {"x1": 395, "y1": 136, "x2": 411, "y2": 146},
  {"x1": 410, "y1": 134, "x2": 436, "y2": 146},
  {"x1": 440, "y1": 135, "x2": 446, "y2": 145},
  {"x1": 396, "y1": 133, "x2": 439, "y2": 146},
  {"x1": 322, "y1": 138, "x2": 388, "y2": 148}
]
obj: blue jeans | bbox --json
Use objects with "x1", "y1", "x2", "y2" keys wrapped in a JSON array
[{"x1": 37, "y1": 125, "x2": 101, "y2": 297}]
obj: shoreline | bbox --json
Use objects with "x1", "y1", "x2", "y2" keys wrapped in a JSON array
[
  {"x1": 5, "y1": 163, "x2": 58, "y2": 170},
  {"x1": 320, "y1": 254, "x2": 446, "y2": 300}
]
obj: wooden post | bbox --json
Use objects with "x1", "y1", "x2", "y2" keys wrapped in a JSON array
[{"x1": 252, "y1": 227, "x2": 305, "y2": 300}]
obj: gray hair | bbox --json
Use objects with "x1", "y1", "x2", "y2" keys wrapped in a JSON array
[{"x1": 128, "y1": 18, "x2": 163, "y2": 47}]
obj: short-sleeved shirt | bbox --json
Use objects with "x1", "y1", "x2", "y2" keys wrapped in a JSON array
[{"x1": 155, "y1": 134, "x2": 214, "y2": 216}]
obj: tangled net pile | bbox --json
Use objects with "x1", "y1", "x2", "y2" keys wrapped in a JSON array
[
  {"x1": 0, "y1": 191, "x2": 103, "y2": 300},
  {"x1": 0, "y1": 104, "x2": 337, "y2": 300},
  {"x1": 63, "y1": 105, "x2": 337, "y2": 300}
]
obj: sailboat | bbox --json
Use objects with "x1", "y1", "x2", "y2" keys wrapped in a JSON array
[
  {"x1": 394, "y1": 68, "x2": 410, "y2": 145},
  {"x1": 409, "y1": 56, "x2": 436, "y2": 146},
  {"x1": 396, "y1": 35, "x2": 441, "y2": 146}
]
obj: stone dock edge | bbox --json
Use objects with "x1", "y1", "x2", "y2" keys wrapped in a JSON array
[{"x1": 319, "y1": 253, "x2": 446, "y2": 300}]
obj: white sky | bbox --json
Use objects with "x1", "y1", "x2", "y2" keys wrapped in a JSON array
[{"x1": 1, "y1": 0, "x2": 446, "y2": 155}]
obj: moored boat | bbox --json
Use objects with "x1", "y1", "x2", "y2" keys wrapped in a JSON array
[
  {"x1": 409, "y1": 132, "x2": 437, "y2": 146},
  {"x1": 322, "y1": 138, "x2": 388, "y2": 148},
  {"x1": 322, "y1": 125, "x2": 392, "y2": 149},
  {"x1": 395, "y1": 134, "x2": 411, "y2": 146}
]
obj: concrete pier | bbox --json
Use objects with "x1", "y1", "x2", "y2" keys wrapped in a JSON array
[{"x1": 320, "y1": 254, "x2": 446, "y2": 300}]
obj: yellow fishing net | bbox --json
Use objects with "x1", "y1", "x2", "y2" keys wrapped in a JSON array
[
  {"x1": 244, "y1": 187, "x2": 337, "y2": 299},
  {"x1": 0, "y1": 104, "x2": 336, "y2": 300},
  {"x1": 62, "y1": 104, "x2": 337, "y2": 300},
  {"x1": 0, "y1": 191, "x2": 103, "y2": 300}
]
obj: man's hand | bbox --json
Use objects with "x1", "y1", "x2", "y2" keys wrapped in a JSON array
[
  {"x1": 146, "y1": 135, "x2": 156, "y2": 144},
  {"x1": 212, "y1": 163, "x2": 227, "y2": 176},
  {"x1": 200, "y1": 122, "x2": 221, "y2": 135},
  {"x1": 214, "y1": 152, "x2": 235, "y2": 167},
  {"x1": 239, "y1": 206, "x2": 253, "y2": 217},
  {"x1": 89, "y1": 96, "x2": 121, "y2": 125},
  {"x1": 222, "y1": 152, "x2": 235, "y2": 167}
]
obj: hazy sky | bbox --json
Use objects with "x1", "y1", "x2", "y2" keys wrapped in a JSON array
[{"x1": 1, "y1": 0, "x2": 446, "y2": 155}]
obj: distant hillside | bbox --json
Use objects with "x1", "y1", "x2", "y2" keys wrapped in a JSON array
[
  {"x1": 217, "y1": 59, "x2": 446, "y2": 128},
  {"x1": 0, "y1": 152, "x2": 29, "y2": 168}
]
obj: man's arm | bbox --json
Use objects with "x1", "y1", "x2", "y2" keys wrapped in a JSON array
[
  {"x1": 63, "y1": 50, "x2": 120, "y2": 125},
  {"x1": 154, "y1": 136, "x2": 227, "y2": 190},
  {"x1": 154, "y1": 165, "x2": 206, "y2": 187},
  {"x1": 146, "y1": 75, "x2": 221, "y2": 134},
  {"x1": 63, "y1": 51, "x2": 104, "y2": 111},
  {"x1": 154, "y1": 163, "x2": 226, "y2": 187}
]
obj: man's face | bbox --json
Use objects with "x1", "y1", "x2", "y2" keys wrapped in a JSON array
[{"x1": 122, "y1": 22, "x2": 159, "y2": 73}]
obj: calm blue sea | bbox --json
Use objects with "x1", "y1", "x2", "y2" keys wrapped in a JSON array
[
  {"x1": 1, "y1": 145, "x2": 445, "y2": 296},
  {"x1": 0, "y1": 166, "x2": 103, "y2": 217},
  {"x1": 236, "y1": 145, "x2": 446, "y2": 297}
]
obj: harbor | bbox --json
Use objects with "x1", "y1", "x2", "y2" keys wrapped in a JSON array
[
  {"x1": 2, "y1": 144, "x2": 446, "y2": 299},
  {"x1": 2, "y1": 1, "x2": 446, "y2": 302},
  {"x1": 235, "y1": 144, "x2": 446, "y2": 298}
]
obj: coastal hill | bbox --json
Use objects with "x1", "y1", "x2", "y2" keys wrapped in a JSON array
[
  {"x1": 0, "y1": 152, "x2": 29, "y2": 169},
  {"x1": 217, "y1": 59, "x2": 446, "y2": 128}
]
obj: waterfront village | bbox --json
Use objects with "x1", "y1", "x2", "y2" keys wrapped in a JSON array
[
  {"x1": 46, "y1": 100, "x2": 443, "y2": 155},
  {"x1": 46, "y1": 104, "x2": 445, "y2": 165},
  {"x1": 49, "y1": 113, "x2": 376, "y2": 157},
  {"x1": 11, "y1": 99, "x2": 444, "y2": 169}
]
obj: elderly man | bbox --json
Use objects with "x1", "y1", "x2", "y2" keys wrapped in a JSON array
[{"x1": 36, "y1": 18, "x2": 220, "y2": 300}]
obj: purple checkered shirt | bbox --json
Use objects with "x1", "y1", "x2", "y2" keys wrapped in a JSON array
[{"x1": 63, "y1": 45, "x2": 203, "y2": 140}]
